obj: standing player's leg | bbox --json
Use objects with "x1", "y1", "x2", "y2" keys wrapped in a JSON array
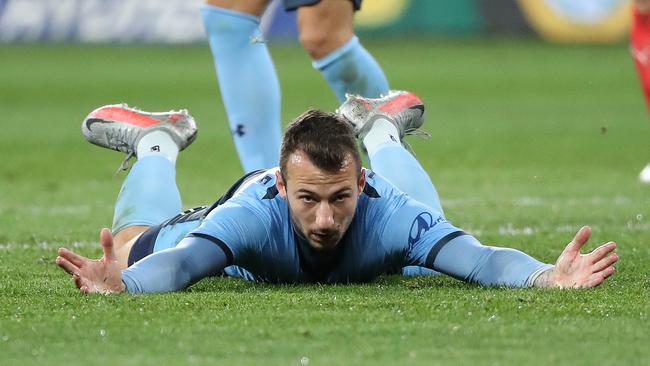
[
  {"x1": 81, "y1": 105, "x2": 197, "y2": 267},
  {"x1": 631, "y1": 0, "x2": 650, "y2": 182},
  {"x1": 202, "y1": 0, "x2": 281, "y2": 173},
  {"x1": 297, "y1": 0, "x2": 390, "y2": 102},
  {"x1": 338, "y1": 91, "x2": 443, "y2": 214}
]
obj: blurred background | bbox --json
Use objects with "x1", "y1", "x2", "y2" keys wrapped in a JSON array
[
  {"x1": 0, "y1": 0, "x2": 634, "y2": 44},
  {"x1": 0, "y1": 0, "x2": 647, "y2": 219}
]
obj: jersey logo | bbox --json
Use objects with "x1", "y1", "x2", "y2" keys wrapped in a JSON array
[
  {"x1": 258, "y1": 174, "x2": 272, "y2": 185},
  {"x1": 233, "y1": 123, "x2": 246, "y2": 137},
  {"x1": 85, "y1": 118, "x2": 113, "y2": 131},
  {"x1": 408, "y1": 212, "x2": 435, "y2": 245}
]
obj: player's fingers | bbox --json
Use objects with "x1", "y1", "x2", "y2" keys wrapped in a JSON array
[
  {"x1": 584, "y1": 267, "x2": 616, "y2": 288},
  {"x1": 583, "y1": 276, "x2": 604, "y2": 288},
  {"x1": 564, "y1": 226, "x2": 591, "y2": 256},
  {"x1": 99, "y1": 228, "x2": 116, "y2": 262},
  {"x1": 80, "y1": 285, "x2": 91, "y2": 294},
  {"x1": 56, "y1": 256, "x2": 81, "y2": 276},
  {"x1": 72, "y1": 273, "x2": 84, "y2": 289},
  {"x1": 602, "y1": 266, "x2": 616, "y2": 279},
  {"x1": 57, "y1": 247, "x2": 88, "y2": 267},
  {"x1": 587, "y1": 242, "x2": 617, "y2": 264},
  {"x1": 592, "y1": 252, "x2": 619, "y2": 272}
]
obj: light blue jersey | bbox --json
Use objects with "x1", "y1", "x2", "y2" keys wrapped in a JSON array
[
  {"x1": 121, "y1": 168, "x2": 552, "y2": 293},
  {"x1": 190, "y1": 168, "x2": 458, "y2": 284}
]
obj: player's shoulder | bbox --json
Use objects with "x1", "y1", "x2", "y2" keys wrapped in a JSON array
[
  {"x1": 233, "y1": 167, "x2": 282, "y2": 200},
  {"x1": 202, "y1": 168, "x2": 284, "y2": 228},
  {"x1": 354, "y1": 169, "x2": 410, "y2": 231},
  {"x1": 225, "y1": 168, "x2": 287, "y2": 217},
  {"x1": 361, "y1": 168, "x2": 407, "y2": 202}
]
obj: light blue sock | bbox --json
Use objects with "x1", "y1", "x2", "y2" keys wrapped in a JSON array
[
  {"x1": 313, "y1": 36, "x2": 390, "y2": 102},
  {"x1": 112, "y1": 156, "x2": 182, "y2": 234},
  {"x1": 201, "y1": 5, "x2": 281, "y2": 172},
  {"x1": 369, "y1": 144, "x2": 444, "y2": 216}
]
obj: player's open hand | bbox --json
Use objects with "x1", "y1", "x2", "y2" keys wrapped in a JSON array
[
  {"x1": 56, "y1": 228, "x2": 126, "y2": 294},
  {"x1": 549, "y1": 226, "x2": 618, "y2": 288}
]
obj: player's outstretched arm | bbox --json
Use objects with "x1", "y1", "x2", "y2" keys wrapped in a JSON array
[
  {"x1": 57, "y1": 228, "x2": 230, "y2": 294},
  {"x1": 56, "y1": 228, "x2": 126, "y2": 294},
  {"x1": 398, "y1": 199, "x2": 619, "y2": 288},
  {"x1": 119, "y1": 235, "x2": 229, "y2": 293},
  {"x1": 533, "y1": 226, "x2": 618, "y2": 288}
]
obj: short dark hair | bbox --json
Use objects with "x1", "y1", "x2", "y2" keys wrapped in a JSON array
[{"x1": 280, "y1": 109, "x2": 361, "y2": 179}]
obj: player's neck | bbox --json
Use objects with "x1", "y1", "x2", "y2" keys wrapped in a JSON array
[{"x1": 294, "y1": 227, "x2": 345, "y2": 281}]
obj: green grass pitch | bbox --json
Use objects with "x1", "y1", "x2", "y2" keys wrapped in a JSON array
[{"x1": 0, "y1": 39, "x2": 649, "y2": 365}]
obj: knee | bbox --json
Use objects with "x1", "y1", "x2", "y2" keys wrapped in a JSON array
[
  {"x1": 299, "y1": 28, "x2": 331, "y2": 59},
  {"x1": 299, "y1": 27, "x2": 352, "y2": 60},
  {"x1": 297, "y1": 1, "x2": 355, "y2": 59}
]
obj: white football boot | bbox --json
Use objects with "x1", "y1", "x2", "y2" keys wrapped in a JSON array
[
  {"x1": 336, "y1": 90, "x2": 428, "y2": 141},
  {"x1": 82, "y1": 104, "x2": 197, "y2": 170}
]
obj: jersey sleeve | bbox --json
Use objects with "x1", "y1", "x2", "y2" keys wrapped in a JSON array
[
  {"x1": 187, "y1": 198, "x2": 271, "y2": 266},
  {"x1": 380, "y1": 197, "x2": 552, "y2": 287},
  {"x1": 377, "y1": 197, "x2": 462, "y2": 267},
  {"x1": 121, "y1": 235, "x2": 229, "y2": 293}
]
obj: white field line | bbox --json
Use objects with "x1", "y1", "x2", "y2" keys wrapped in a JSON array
[
  {"x1": 0, "y1": 205, "x2": 93, "y2": 216},
  {"x1": 6, "y1": 197, "x2": 643, "y2": 217},
  {"x1": 0, "y1": 197, "x2": 646, "y2": 248},
  {"x1": 498, "y1": 223, "x2": 537, "y2": 236},
  {"x1": 459, "y1": 220, "x2": 649, "y2": 238},
  {"x1": 2, "y1": 196, "x2": 640, "y2": 215},
  {"x1": 27, "y1": 205, "x2": 92, "y2": 215},
  {"x1": 442, "y1": 195, "x2": 638, "y2": 208},
  {"x1": 0, "y1": 221, "x2": 646, "y2": 251},
  {"x1": 0, "y1": 241, "x2": 97, "y2": 251}
]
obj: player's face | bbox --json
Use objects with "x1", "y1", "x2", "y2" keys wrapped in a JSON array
[{"x1": 276, "y1": 151, "x2": 365, "y2": 252}]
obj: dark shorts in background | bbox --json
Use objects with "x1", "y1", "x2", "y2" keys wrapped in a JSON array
[{"x1": 283, "y1": 0, "x2": 362, "y2": 11}]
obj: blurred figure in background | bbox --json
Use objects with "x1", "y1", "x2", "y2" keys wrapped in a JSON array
[
  {"x1": 631, "y1": 0, "x2": 650, "y2": 182},
  {"x1": 201, "y1": 0, "x2": 389, "y2": 173}
]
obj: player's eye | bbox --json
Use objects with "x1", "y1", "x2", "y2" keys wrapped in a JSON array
[
  {"x1": 299, "y1": 196, "x2": 315, "y2": 203},
  {"x1": 333, "y1": 195, "x2": 349, "y2": 203}
]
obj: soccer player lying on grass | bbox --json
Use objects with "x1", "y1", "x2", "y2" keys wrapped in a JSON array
[{"x1": 56, "y1": 91, "x2": 619, "y2": 293}]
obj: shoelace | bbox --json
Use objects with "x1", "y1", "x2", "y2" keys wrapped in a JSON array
[
  {"x1": 401, "y1": 128, "x2": 431, "y2": 156},
  {"x1": 104, "y1": 126, "x2": 136, "y2": 173},
  {"x1": 116, "y1": 152, "x2": 135, "y2": 173}
]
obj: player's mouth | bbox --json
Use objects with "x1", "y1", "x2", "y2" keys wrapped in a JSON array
[{"x1": 310, "y1": 231, "x2": 339, "y2": 249}]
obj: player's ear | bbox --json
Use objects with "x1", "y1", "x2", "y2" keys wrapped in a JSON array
[
  {"x1": 276, "y1": 170, "x2": 287, "y2": 198},
  {"x1": 357, "y1": 168, "x2": 366, "y2": 196}
]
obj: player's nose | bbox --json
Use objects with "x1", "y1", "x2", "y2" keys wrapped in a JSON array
[{"x1": 314, "y1": 201, "x2": 336, "y2": 230}]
